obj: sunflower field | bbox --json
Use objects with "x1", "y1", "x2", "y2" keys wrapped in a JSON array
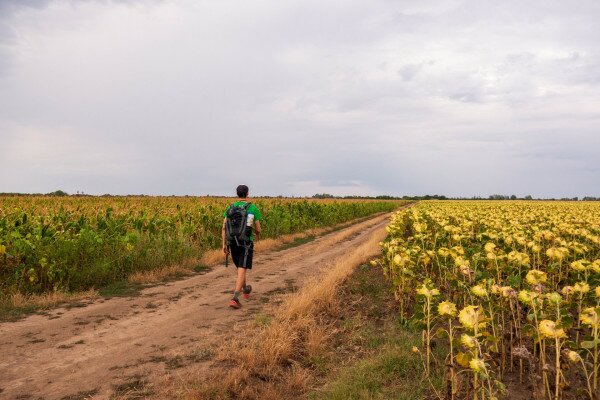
[
  {"x1": 0, "y1": 196, "x2": 399, "y2": 295},
  {"x1": 379, "y1": 201, "x2": 600, "y2": 399}
]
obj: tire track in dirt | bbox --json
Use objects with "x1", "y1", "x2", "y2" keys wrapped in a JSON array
[{"x1": 0, "y1": 212, "x2": 393, "y2": 400}]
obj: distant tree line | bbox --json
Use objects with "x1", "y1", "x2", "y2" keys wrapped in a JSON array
[
  {"x1": 1, "y1": 191, "x2": 598, "y2": 201},
  {"x1": 0, "y1": 190, "x2": 71, "y2": 197},
  {"x1": 312, "y1": 193, "x2": 405, "y2": 200},
  {"x1": 312, "y1": 194, "x2": 599, "y2": 201}
]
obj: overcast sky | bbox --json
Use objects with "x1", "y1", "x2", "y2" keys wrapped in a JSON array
[{"x1": 0, "y1": 0, "x2": 598, "y2": 197}]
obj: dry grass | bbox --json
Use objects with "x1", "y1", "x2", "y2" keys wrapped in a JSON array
[
  {"x1": 1, "y1": 287, "x2": 99, "y2": 322},
  {"x1": 306, "y1": 321, "x2": 334, "y2": 360},
  {"x1": 8, "y1": 289, "x2": 99, "y2": 309},
  {"x1": 280, "y1": 225, "x2": 386, "y2": 318},
  {"x1": 178, "y1": 214, "x2": 390, "y2": 400},
  {"x1": 128, "y1": 263, "x2": 196, "y2": 284}
]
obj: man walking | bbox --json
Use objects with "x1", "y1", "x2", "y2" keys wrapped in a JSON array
[{"x1": 222, "y1": 185, "x2": 262, "y2": 309}]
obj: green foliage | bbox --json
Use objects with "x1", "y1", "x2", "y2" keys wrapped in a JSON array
[
  {"x1": 0, "y1": 196, "x2": 401, "y2": 295},
  {"x1": 47, "y1": 190, "x2": 69, "y2": 196}
]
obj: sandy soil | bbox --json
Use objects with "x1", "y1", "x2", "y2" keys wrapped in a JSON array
[{"x1": 0, "y1": 213, "x2": 391, "y2": 400}]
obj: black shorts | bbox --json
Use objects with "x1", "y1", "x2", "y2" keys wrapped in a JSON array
[{"x1": 230, "y1": 241, "x2": 254, "y2": 269}]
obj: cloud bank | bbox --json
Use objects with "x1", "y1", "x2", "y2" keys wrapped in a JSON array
[{"x1": 0, "y1": 0, "x2": 598, "y2": 197}]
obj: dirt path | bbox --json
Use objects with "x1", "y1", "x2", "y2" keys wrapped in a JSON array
[{"x1": 0, "y1": 213, "x2": 391, "y2": 400}]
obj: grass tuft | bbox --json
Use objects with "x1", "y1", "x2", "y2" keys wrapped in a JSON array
[
  {"x1": 99, "y1": 281, "x2": 145, "y2": 298},
  {"x1": 0, "y1": 289, "x2": 98, "y2": 322},
  {"x1": 60, "y1": 388, "x2": 100, "y2": 400},
  {"x1": 275, "y1": 235, "x2": 317, "y2": 251},
  {"x1": 111, "y1": 374, "x2": 153, "y2": 399},
  {"x1": 312, "y1": 330, "x2": 443, "y2": 400}
]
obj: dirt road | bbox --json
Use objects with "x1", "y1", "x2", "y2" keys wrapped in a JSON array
[{"x1": 0, "y1": 213, "x2": 391, "y2": 400}]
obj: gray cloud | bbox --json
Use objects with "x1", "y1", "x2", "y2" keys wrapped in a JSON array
[
  {"x1": 0, "y1": 0, "x2": 599, "y2": 198},
  {"x1": 0, "y1": 0, "x2": 51, "y2": 13}
]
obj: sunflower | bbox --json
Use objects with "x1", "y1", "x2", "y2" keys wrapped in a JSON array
[
  {"x1": 471, "y1": 284, "x2": 488, "y2": 298},
  {"x1": 539, "y1": 320, "x2": 567, "y2": 339},
  {"x1": 580, "y1": 307, "x2": 600, "y2": 328},
  {"x1": 570, "y1": 259, "x2": 589, "y2": 272},
  {"x1": 438, "y1": 301, "x2": 457, "y2": 317},
  {"x1": 518, "y1": 290, "x2": 539, "y2": 305},
  {"x1": 469, "y1": 358, "x2": 486, "y2": 373},
  {"x1": 416, "y1": 283, "x2": 440, "y2": 299},
  {"x1": 500, "y1": 286, "x2": 516, "y2": 299},
  {"x1": 526, "y1": 270, "x2": 547, "y2": 286},
  {"x1": 567, "y1": 350, "x2": 582, "y2": 363},
  {"x1": 573, "y1": 282, "x2": 590, "y2": 294},
  {"x1": 459, "y1": 305, "x2": 485, "y2": 330},
  {"x1": 546, "y1": 292, "x2": 563, "y2": 305},
  {"x1": 461, "y1": 334, "x2": 477, "y2": 348},
  {"x1": 561, "y1": 286, "x2": 574, "y2": 297},
  {"x1": 484, "y1": 242, "x2": 496, "y2": 253}
]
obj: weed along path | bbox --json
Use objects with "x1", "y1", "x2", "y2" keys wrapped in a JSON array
[{"x1": 0, "y1": 212, "x2": 393, "y2": 400}]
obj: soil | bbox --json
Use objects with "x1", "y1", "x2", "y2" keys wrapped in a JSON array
[{"x1": 0, "y1": 213, "x2": 391, "y2": 400}]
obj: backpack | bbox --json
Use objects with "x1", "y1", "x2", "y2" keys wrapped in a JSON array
[{"x1": 225, "y1": 202, "x2": 252, "y2": 245}]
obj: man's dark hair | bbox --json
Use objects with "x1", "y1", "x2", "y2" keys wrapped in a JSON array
[{"x1": 236, "y1": 185, "x2": 249, "y2": 198}]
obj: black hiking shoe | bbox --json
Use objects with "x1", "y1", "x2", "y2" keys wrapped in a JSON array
[
  {"x1": 229, "y1": 298, "x2": 242, "y2": 309},
  {"x1": 243, "y1": 285, "x2": 252, "y2": 300}
]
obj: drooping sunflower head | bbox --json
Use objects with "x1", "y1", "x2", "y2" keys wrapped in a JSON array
[
  {"x1": 471, "y1": 284, "x2": 488, "y2": 298},
  {"x1": 518, "y1": 290, "x2": 539, "y2": 306},
  {"x1": 567, "y1": 350, "x2": 582, "y2": 363},
  {"x1": 416, "y1": 283, "x2": 440, "y2": 299},
  {"x1": 580, "y1": 307, "x2": 600, "y2": 328},
  {"x1": 458, "y1": 305, "x2": 485, "y2": 330},
  {"x1": 454, "y1": 256, "x2": 469, "y2": 268},
  {"x1": 546, "y1": 247, "x2": 567, "y2": 260},
  {"x1": 508, "y1": 251, "x2": 530, "y2": 266},
  {"x1": 460, "y1": 333, "x2": 477, "y2": 349},
  {"x1": 573, "y1": 281, "x2": 590, "y2": 294},
  {"x1": 592, "y1": 260, "x2": 600, "y2": 274},
  {"x1": 539, "y1": 320, "x2": 567, "y2": 339},
  {"x1": 561, "y1": 286, "x2": 574, "y2": 297},
  {"x1": 437, "y1": 247, "x2": 451, "y2": 258},
  {"x1": 526, "y1": 270, "x2": 547, "y2": 286},
  {"x1": 438, "y1": 301, "x2": 457, "y2": 317},
  {"x1": 500, "y1": 286, "x2": 517, "y2": 299},
  {"x1": 459, "y1": 264, "x2": 474, "y2": 278},
  {"x1": 570, "y1": 259, "x2": 590, "y2": 272},
  {"x1": 469, "y1": 358, "x2": 486, "y2": 374},
  {"x1": 546, "y1": 292, "x2": 563, "y2": 305},
  {"x1": 484, "y1": 242, "x2": 496, "y2": 253}
]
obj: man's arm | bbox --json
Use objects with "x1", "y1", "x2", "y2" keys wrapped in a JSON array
[
  {"x1": 222, "y1": 218, "x2": 229, "y2": 253},
  {"x1": 254, "y1": 220, "x2": 261, "y2": 241}
]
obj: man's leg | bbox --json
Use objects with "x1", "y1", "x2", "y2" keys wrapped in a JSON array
[
  {"x1": 230, "y1": 268, "x2": 246, "y2": 309},
  {"x1": 235, "y1": 266, "x2": 246, "y2": 294},
  {"x1": 240, "y1": 272, "x2": 247, "y2": 291},
  {"x1": 241, "y1": 243, "x2": 253, "y2": 298},
  {"x1": 230, "y1": 244, "x2": 252, "y2": 308},
  {"x1": 239, "y1": 243, "x2": 251, "y2": 293}
]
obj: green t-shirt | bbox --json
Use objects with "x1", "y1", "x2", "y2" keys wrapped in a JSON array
[{"x1": 223, "y1": 201, "x2": 262, "y2": 241}]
